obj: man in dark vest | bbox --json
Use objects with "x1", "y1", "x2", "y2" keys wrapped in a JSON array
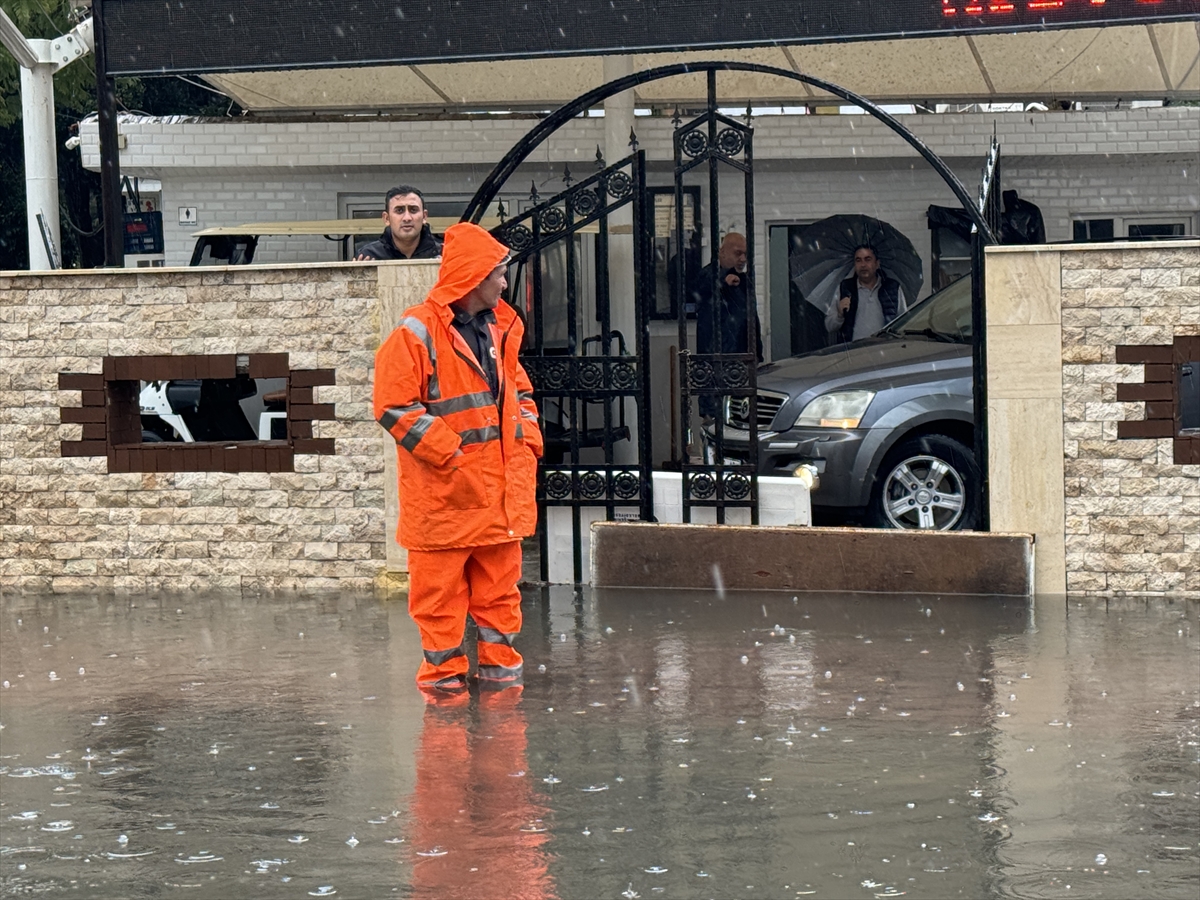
[
  {"x1": 824, "y1": 244, "x2": 907, "y2": 345},
  {"x1": 355, "y1": 185, "x2": 442, "y2": 260}
]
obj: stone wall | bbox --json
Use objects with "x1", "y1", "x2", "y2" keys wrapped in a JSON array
[
  {"x1": 0, "y1": 262, "x2": 437, "y2": 593},
  {"x1": 1059, "y1": 245, "x2": 1198, "y2": 595},
  {"x1": 987, "y1": 241, "x2": 1199, "y2": 597}
]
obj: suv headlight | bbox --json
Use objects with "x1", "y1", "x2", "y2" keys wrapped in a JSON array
[{"x1": 794, "y1": 390, "x2": 875, "y2": 429}]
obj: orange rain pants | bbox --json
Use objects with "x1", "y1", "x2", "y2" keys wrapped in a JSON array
[{"x1": 407, "y1": 540, "x2": 524, "y2": 693}]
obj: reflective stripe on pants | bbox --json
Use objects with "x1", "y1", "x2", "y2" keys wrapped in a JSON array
[{"x1": 407, "y1": 540, "x2": 525, "y2": 690}]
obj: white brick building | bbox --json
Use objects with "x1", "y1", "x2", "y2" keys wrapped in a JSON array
[{"x1": 80, "y1": 105, "x2": 1198, "y2": 358}]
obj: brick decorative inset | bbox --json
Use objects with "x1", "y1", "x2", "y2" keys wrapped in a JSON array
[
  {"x1": 59, "y1": 355, "x2": 337, "y2": 474},
  {"x1": 1115, "y1": 337, "x2": 1200, "y2": 464}
]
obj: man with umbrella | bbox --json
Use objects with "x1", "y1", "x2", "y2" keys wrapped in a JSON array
[{"x1": 824, "y1": 244, "x2": 908, "y2": 345}]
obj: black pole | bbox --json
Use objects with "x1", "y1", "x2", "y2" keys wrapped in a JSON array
[
  {"x1": 971, "y1": 228, "x2": 989, "y2": 532},
  {"x1": 92, "y1": 0, "x2": 124, "y2": 267}
]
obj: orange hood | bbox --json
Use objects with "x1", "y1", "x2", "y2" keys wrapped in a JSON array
[{"x1": 427, "y1": 222, "x2": 510, "y2": 308}]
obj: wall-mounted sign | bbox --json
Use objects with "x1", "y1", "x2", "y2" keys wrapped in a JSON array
[{"x1": 179, "y1": 207, "x2": 198, "y2": 226}]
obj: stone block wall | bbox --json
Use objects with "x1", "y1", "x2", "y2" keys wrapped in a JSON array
[
  {"x1": 0, "y1": 262, "x2": 428, "y2": 593},
  {"x1": 987, "y1": 241, "x2": 1199, "y2": 598},
  {"x1": 1059, "y1": 245, "x2": 1199, "y2": 595}
]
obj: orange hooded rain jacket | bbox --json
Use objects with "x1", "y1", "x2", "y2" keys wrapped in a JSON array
[{"x1": 374, "y1": 223, "x2": 542, "y2": 551}]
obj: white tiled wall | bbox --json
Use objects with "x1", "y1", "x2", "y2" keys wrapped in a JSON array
[{"x1": 80, "y1": 106, "x2": 1199, "y2": 353}]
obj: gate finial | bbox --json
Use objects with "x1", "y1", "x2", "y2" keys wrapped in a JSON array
[
  {"x1": 562, "y1": 163, "x2": 573, "y2": 187},
  {"x1": 595, "y1": 144, "x2": 605, "y2": 171},
  {"x1": 671, "y1": 107, "x2": 682, "y2": 128},
  {"x1": 628, "y1": 126, "x2": 639, "y2": 151},
  {"x1": 529, "y1": 180, "x2": 540, "y2": 204}
]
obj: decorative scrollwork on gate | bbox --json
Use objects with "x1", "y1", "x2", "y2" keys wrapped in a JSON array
[
  {"x1": 523, "y1": 357, "x2": 640, "y2": 394},
  {"x1": 541, "y1": 467, "x2": 644, "y2": 504},
  {"x1": 687, "y1": 471, "x2": 717, "y2": 500},
  {"x1": 610, "y1": 361, "x2": 638, "y2": 391},
  {"x1": 538, "y1": 206, "x2": 568, "y2": 233},
  {"x1": 570, "y1": 188, "x2": 600, "y2": 217},
  {"x1": 680, "y1": 129, "x2": 708, "y2": 158},
  {"x1": 605, "y1": 171, "x2": 633, "y2": 200},
  {"x1": 578, "y1": 361, "x2": 604, "y2": 391},
  {"x1": 720, "y1": 359, "x2": 752, "y2": 388},
  {"x1": 544, "y1": 469, "x2": 573, "y2": 500},
  {"x1": 688, "y1": 359, "x2": 715, "y2": 391},
  {"x1": 612, "y1": 470, "x2": 641, "y2": 500},
  {"x1": 523, "y1": 358, "x2": 571, "y2": 392},
  {"x1": 502, "y1": 223, "x2": 533, "y2": 251},
  {"x1": 723, "y1": 472, "x2": 751, "y2": 500},
  {"x1": 715, "y1": 127, "x2": 746, "y2": 158},
  {"x1": 578, "y1": 470, "x2": 607, "y2": 501},
  {"x1": 685, "y1": 356, "x2": 753, "y2": 392}
]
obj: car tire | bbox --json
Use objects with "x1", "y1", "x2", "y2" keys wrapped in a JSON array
[{"x1": 869, "y1": 434, "x2": 980, "y2": 531}]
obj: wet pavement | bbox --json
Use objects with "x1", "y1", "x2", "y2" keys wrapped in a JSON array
[{"x1": 1, "y1": 589, "x2": 1197, "y2": 900}]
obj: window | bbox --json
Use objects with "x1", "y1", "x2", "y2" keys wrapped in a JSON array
[
  {"x1": 59, "y1": 355, "x2": 336, "y2": 473},
  {"x1": 1072, "y1": 214, "x2": 1194, "y2": 243}
]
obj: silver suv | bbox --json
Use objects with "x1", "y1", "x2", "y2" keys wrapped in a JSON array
[{"x1": 709, "y1": 275, "x2": 979, "y2": 530}]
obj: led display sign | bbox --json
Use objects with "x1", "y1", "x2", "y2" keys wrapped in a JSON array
[{"x1": 100, "y1": 0, "x2": 1199, "y2": 76}]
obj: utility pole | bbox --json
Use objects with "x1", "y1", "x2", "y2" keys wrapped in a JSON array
[
  {"x1": 0, "y1": 6, "x2": 94, "y2": 270},
  {"x1": 90, "y1": 0, "x2": 124, "y2": 267}
]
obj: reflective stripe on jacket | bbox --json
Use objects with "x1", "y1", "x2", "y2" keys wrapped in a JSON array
[{"x1": 374, "y1": 229, "x2": 542, "y2": 550}]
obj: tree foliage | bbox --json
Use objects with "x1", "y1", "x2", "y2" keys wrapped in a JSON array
[
  {"x1": 0, "y1": 0, "x2": 97, "y2": 127},
  {"x1": 1, "y1": 0, "x2": 239, "y2": 268}
]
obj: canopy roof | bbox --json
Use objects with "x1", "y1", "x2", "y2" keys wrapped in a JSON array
[{"x1": 202, "y1": 24, "x2": 1199, "y2": 113}]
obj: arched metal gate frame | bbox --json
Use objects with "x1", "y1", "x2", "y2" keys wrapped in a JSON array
[{"x1": 464, "y1": 62, "x2": 999, "y2": 582}]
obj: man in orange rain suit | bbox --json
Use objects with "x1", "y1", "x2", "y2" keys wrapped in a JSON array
[{"x1": 374, "y1": 222, "x2": 541, "y2": 697}]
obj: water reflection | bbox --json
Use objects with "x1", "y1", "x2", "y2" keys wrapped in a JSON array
[
  {"x1": 0, "y1": 591, "x2": 1195, "y2": 899},
  {"x1": 409, "y1": 693, "x2": 556, "y2": 899}
]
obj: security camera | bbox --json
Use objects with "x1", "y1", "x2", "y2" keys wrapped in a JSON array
[{"x1": 64, "y1": 135, "x2": 81, "y2": 150}]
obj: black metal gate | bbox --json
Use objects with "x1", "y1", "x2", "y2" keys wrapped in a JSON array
[
  {"x1": 673, "y1": 71, "x2": 759, "y2": 524},
  {"x1": 463, "y1": 62, "x2": 1001, "y2": 577},
  {"x1": 490, "y1": 152, "x2": 653, "y2": 584}
]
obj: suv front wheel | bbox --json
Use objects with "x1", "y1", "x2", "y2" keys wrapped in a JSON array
[{"x1": 870, "y1": 434, "x2": 980, "y2": 531}]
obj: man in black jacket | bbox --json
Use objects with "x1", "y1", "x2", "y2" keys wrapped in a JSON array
[
  {"x1": 694, "y1": 232, "x2": 762, "y2": 360},
  {"x1": 694, "y1": 232, "x2": 762, "y2": 418},
  {"x1": 355, "y1": 185, "x2": 442, "y2": 260}
]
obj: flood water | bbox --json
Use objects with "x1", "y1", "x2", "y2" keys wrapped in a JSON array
[{"x1": 1, "y1": 588, "x2": 1196, "y2": 900}]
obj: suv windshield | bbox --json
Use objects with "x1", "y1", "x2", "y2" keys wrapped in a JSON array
[{"x1": 883, "y1": 275, "x2": 972, "y2": 343}]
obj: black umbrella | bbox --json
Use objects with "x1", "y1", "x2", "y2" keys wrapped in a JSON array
[{"x1": 789, "y1": 215, "x2": 924, "y2": 317}]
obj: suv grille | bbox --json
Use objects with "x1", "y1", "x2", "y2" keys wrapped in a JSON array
[{"x1": 725, "y1": 391, "x2": 787, "y2": 431}]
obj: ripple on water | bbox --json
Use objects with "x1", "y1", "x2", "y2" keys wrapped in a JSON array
[{"x1": 174, "y1": 852, "x2": 223, "y2": 864}]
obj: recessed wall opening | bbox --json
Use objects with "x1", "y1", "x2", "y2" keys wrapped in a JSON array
[
  {"x1": 1115, "y1": 336, "x2": 1200, "y2": 466},
  {"x1": 60, "y1": 354, "x2": 336, "y2": 473}
]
